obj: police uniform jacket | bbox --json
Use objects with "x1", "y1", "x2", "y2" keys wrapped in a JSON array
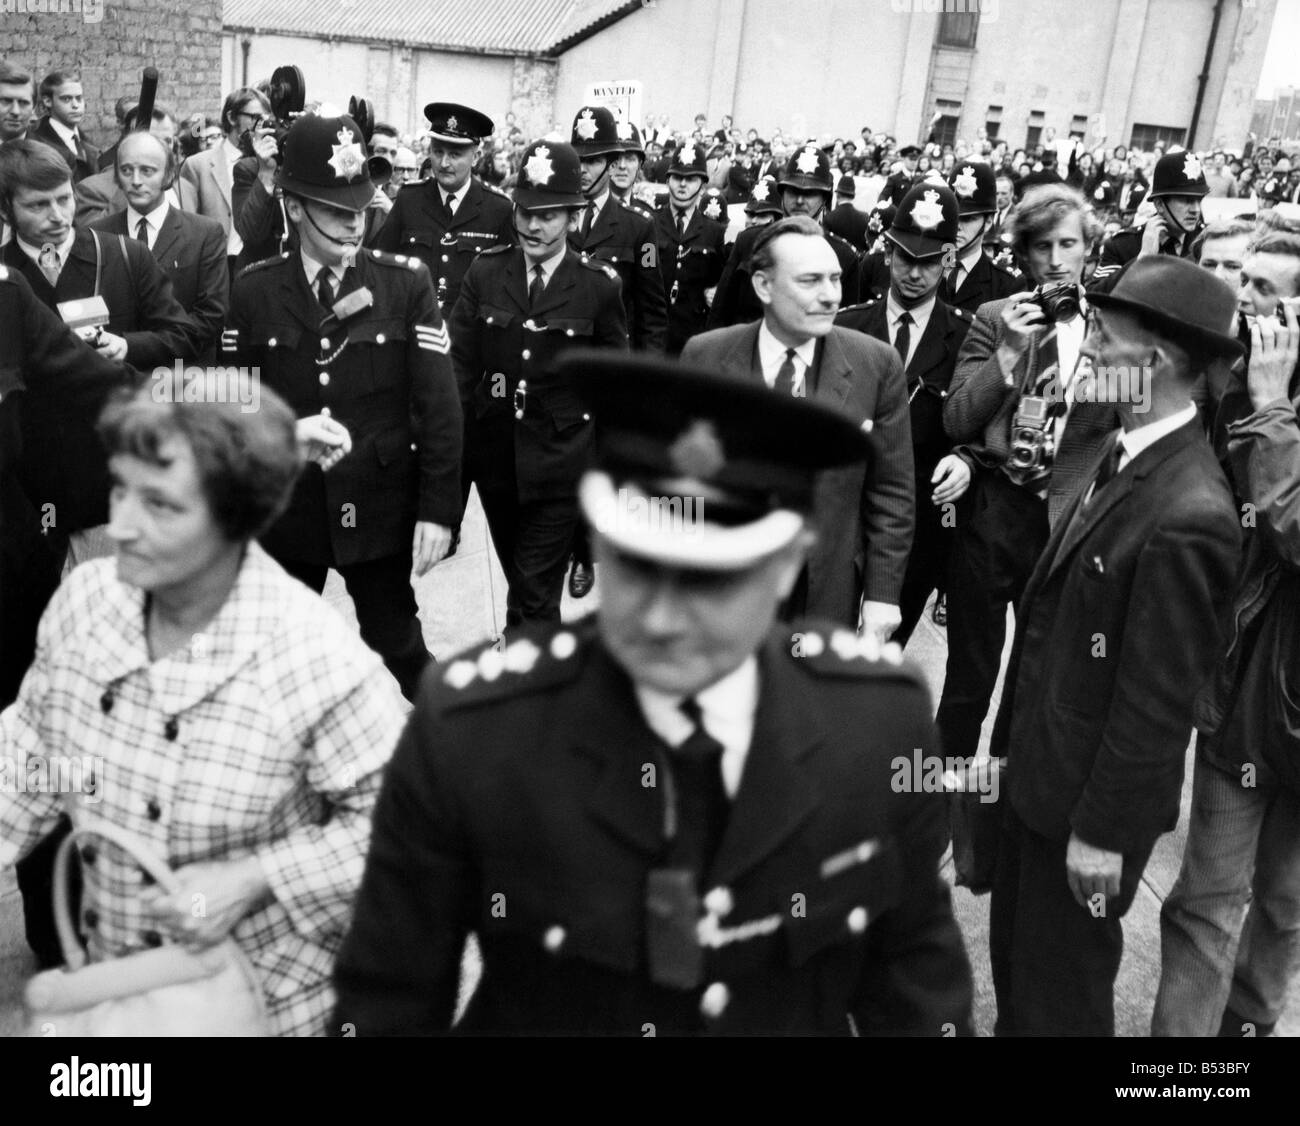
[
  {"x1": 372, "y1": 177, "x2": 514, "y2": 317},
  {"x1": 707, "y1": 223, "x2": 861, "y2": 329},
  {"x1": 224, "y1": 248, "x2": 462, "y2": 566},
  {"x1": 1, "y1": 231, "x2": 198, "y2": 533},
  {"x1": 569, "y1": 196, "x2": 667, "y2": 353},
  {"x1": 824, "y1": 202, "x2": 871, "y2": 253},
  {"x1": 652, "y1": 204, "x2": 727, "y2": 354},
  {"x1": 1089, "y1": 222, "x2": 1204, "y2": 295},
  {"x1": 944, "y1": 250, "x2": 1026, "y2": 315},
  {"x1": 880, "y1": 169, "x2": 921, "y2": 208},
  {"x1": 449, "y1": 246, "x2": 628, "y2": 504},
  {"x1": 334, "y1": 621, "x2": 974, "y2": 1035}
]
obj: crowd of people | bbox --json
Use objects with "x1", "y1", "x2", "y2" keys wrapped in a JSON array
[{"x1": 0, "y1": 56, "x2": 1297, "y2": 1039}]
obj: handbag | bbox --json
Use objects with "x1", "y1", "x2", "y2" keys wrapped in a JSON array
[
  {"x1": 947, "y1": 756, "x2": 1006, "y2": 896},
  {"x1": 24, "y1": 818, "x2": 271, "y2": 1036}
]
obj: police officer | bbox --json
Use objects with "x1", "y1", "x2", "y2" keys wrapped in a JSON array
[
  {"x1": 224, "y1": 114, "x2": 463, "y2": 701},
  {"x1": 569, "y1": 104, "x2": 666, "y2": 354},
  {"x1": 372, "y1": 102, "x2": 514, "y2": 318},
  {"x1": 741, "y1": 176, "x2": 782, "y2": 231},
  {"x1": 836, "y1": 183, "x2": 974, "y2": 645},
  {"x1": 880, "y1": 144, "x2": 923, "y2": 207},
  {"x1": 335, "y1": 351, "x2": 975, "y2": 1036},
  {"x1": 449, "y1": 140, "x2": 628, "y2": 629},
  {"x1": 653, "y1": 141, "x2": 727, "y2": 356},
  {"x1": 607, "y1": 119, "x2": 656, "y2": 222},
  {"x1": 1091, "y1": 150, "x2": 1208, "y2": 293},
  {"x1": 942, "y1": 161, "x2": 1025, "y2": 314},
  {"x1": 708, "y1": 144, "x2": 861, "y2": 328}
]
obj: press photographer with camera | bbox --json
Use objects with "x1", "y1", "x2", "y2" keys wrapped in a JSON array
[{"x1": 938, "y1": 183, "x2": 1118, "y2": 769}]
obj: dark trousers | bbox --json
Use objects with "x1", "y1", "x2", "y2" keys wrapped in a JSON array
[
  {"x1": 936, "y1": 471, "x2": 1049, "y2": 761},
  {"x1": 275, "y1": 552, "x2": 430, "y2": 702},
  {"x1": 893, "y1": 473, "x2": 954, "y2": 648},
  {"x1": 478, "y1": 482, "x2": 579, "y2": 630},
  {"x1": 990, "y1": 805, "x2": 1153, "y2": 1035}
]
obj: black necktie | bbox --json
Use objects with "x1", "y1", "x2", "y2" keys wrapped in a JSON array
[
  {"x1": 1089, "y1": 434, "x2": 1124, "y2": 503},
  {"x1": 675, "y1": 209, "x2": 686, "y2": 238},
  {"x1": 894, "y1": 310, "x2": 912, "y2": 368},
  {"x1": 773, "y1": 348, "x2": 798, "y2": 397},
  {"x1": 581, "y1": 200, "x2": 596, "y2": 239},
  {"x1": 135, "y1": 217, "x2": 149, "y2": 245},
  {"x1": 528, "y1": 263, "x2": 545, "y2": 308},
  {"x1": 317, "y1": 271, "x2": 335, "y2": 311},
  {"x1": 667, "y1": 698, "x2": 729, "y2": 877},
  {"x1": 443, "y1": 191, "x2": 456, "y2": 220}
]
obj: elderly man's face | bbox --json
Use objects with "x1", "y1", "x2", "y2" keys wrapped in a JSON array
[
  {"x1": 1078, "y1": 308, "x2": 1156, "y2": 407},
  {"x1": 754, "y1": 232, "x2": 841, "y2": 342},
  {"x1": 1023, "y1": 212, "x2": 1087, "y2": 287},
  {"x1": 1198, "y1": 234, "x2": 1250, "y2": 289},
  {"x1": 116, "y1": 132, "x2": 170, "y2": 215},
  {"x1": 428, "y1": 140, "x2": 475, "y2": 194},
  {"x1": 595, "y1": 536, "x2": 806, "y2": 695},
  {"x1": 1238, "y1": 251, "x2": 1300, "y2": 318},
  {"x1": 107, "y1": 437, "x2": 237, "y2": 595}
]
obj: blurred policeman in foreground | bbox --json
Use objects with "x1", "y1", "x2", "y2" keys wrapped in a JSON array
[{"x1": 335, "y1": 353, "x2": 973, "y2": 1036}]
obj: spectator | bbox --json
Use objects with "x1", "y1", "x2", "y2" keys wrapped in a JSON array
[{"x1": 30, "y1": 70, "x2": 97, "y2": 183}]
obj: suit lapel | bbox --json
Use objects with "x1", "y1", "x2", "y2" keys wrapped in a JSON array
[
  {"x1": 528, "y1": 252, "x2": 577, "y2": 319},
  {"x1": 278, "y1": 256, "x2": 325, "y2": 333},
  {"x1": 812, "y1": 329, "x2": 852, "y2": 409},
  {"x1": 583, "y1": 197, "x2": 617, "y2": 249},
  {"x1": 1, "y1": 242, "x2": 54, "y2": 304},
  {"x1": 448, "y1": 183, "x2": 480, "y2": 232},
  {"x1": 725, "y1": 321, "x2": 764, "y2": 384},
  {"x1": 151, "y1": 208, "x2": 185, "y2": 266},
  {"x1": 907, "y1": 303, "x2": 951, "y2": 386}
]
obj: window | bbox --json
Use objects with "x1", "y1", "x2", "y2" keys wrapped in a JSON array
[
  {"x1": 937, "y1": 9, "x2": 980, "y2": 48},
  {"x1": 1129, "y1": 123, "x2": 1186, "y2": 151},
  {"x1": 986, "y1": 104, "x2": 1002, "y2": 140},
  {"x1": 932, "y1": 99, "x2": 961, "y2": 148},
  {"x1": 1025, "y1": 111, "x2": 1045, "y2": 152},
  {"x1": 1070, "y1": 115, "x2": 1088, "y2": 140}
]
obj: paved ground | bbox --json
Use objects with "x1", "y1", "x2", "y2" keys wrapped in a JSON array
[{"x1": 2, "y1": 489, "x2": 1295, "y2": 1036}]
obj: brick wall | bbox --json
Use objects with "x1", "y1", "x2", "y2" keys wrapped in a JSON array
[{"x1": 0, "y1": 0, "x2": 222, "y2": 150}]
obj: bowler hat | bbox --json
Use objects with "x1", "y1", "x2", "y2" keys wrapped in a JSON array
[{"x1": 1087, "y1": 256, "x2": 1244, "y2": 359}]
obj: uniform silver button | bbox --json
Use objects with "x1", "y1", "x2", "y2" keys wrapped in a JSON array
[
  {"x1": 521, "y1": 348, "x2": 531, "y2": 360},
  {"x1": 319, "y1": 372, "x2": 330, "y2": 386},
  {"x1": 847, "y1": 906, "x2": 868, "y2": 934},
  {"x1": 566, "y1": 328, "x2": 575, "y2": 336},
  {"x1": 376, "y1": 333, "x2": 385, "y2": 344},
  {"x1": 320, "y1": 337, "x2": 330, "y2": 350},
  {"x1": 441, "y1": 254, "x2": 449, "y2": 263},
  {"x1": 543, "y1": 925, "x2": 566, "y2": 952},
  {"x1": 700, "y1": 982, "x2": 730, "y2": 1019},
  {"x1": 320, "y1": 407, "x2": 331, "y2": 418},
  {"x1": 267, "y1": 337, "x2": 277, "y2": 347},
  {"x1": 410, "y1": 442, "x2": 417, "y2": 451}
]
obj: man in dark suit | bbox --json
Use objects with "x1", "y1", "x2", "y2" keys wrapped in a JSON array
[
  {"x1": 708, "y1": 145, "x2": 861, "y2": 329},
  {"x1": 836, "y1": 183, "x2": 973, "y2": 645},
  {"x1": 652, "y1": 142, "x2": 727, "y2": 356},
  {"x1": 29, "y1": 71, "x2": 97, "y2": 184},
  {"x1": 372, "y1": 102, "x2": 514, "y2": 319},
  {"x1": 824, "y1": 174, "x2": 869, "y2": 252},
  {"x1": 568, "y1": 104, "x2": 666, "y2": 354},
  {"x1": 73, "y1": 105, "x2": 199, "y2": 228},
  {"x1": 89, "y1": 131, "x2": 227, "y2": 361},
  {"x1": 939, "y1": 183, "x2": 1116, "y2": 768},
  {"x1": 449, "y1": 139, "x2": 628, "y2": 629},
  {"x1": 943, "y1": 161, "x2": 1025, "y2": 314},
  {"x1": 334, "y1": 353, "x2": 974, "y2": 1036},
  {"x1": 988, "y1": 257, "x2": 1243, "y2": 1035},
  {"x1": 223, "y1": 114, "x2": 463, "y2": 701},
  {"x1": 683, "y1": 215, "x2": 913, "y2": 642}
]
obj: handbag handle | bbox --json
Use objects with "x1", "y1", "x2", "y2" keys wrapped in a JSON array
[{"x1": 51, "y1": 818, "x2": 183, "y2": 972}]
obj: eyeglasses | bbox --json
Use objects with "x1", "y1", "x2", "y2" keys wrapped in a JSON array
[{"x1": 393, "y1": 166, "x2": 417, "y2": 176}]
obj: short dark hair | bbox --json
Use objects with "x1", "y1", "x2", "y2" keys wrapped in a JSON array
[
  {"x1": 749, "y1": 213, "x2": 825, "y2": 275},
  {"x1": 123, "y1": 102, "x2": 176, "y2": 134},
  {"x1": 0, "y1": 62, "x2": 34, "y2": 95},
  {"x1": 0, "y1": 139, "x2": 73, "y2": 222},
  {"x1": 221, "y1": 87, "x2": 269, "y2": 134},
  {"x1": 97, "y1": 383, "x2": 303, "y2": 541},
  {"x1": 371, "y1": 123, "x2": 399, "y2": 140},
  {"x1": 39, "y1": 70, "x2": 80, "y2": 101}
]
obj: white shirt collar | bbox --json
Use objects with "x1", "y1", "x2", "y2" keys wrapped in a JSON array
[
  {"x1": 757, "y1": 320, "x2": 817, "y2": 390},
  {"x1": 525, "y1": 245, "x2": 567, "y2": 286},
  {"x1": 587, "y1": 187, "x2": 610, "y2": 217},
  {"x1": 671, "y1": 200, "x2": 696, "y2": 225},
  {"x1": 17, "y1": 229, "x2": 75, "y2": 266},
  {"x1": 442, "y1": 180, "x2": 469, "y2": 210},
  {"x1": 1118, "y1": 403, "x2": 1198, "y2": 468},
  {"x1": 299, "y1": 248, "x2": 347, "y2": 289},
  {"x1": 126, "y1": 197, "x2": 169, "y2": 240},
  {"x1": 887, "y1": 290, "x2": 936, "y2": 335},
  {"x1": 634, "y1": 656, "x2": 758, "y2": 798},
  {"x1": 49, "y1": 117, "x2": 79, "y2": 150}
]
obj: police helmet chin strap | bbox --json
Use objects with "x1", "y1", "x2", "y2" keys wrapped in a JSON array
[{"x1": 295, "y1": 197, "x2": 362, "y2": 266}]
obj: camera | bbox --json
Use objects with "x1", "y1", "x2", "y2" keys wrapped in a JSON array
[
  {"x1": 239, "y1": 64, "x2": 306, "y2": 164},
  {"x1": 1008, "y1": 394, "x2": 1055, "y2": 472},
  {"x1": 1029, "y1": 281, "x2": 1083, "y2": 322}
]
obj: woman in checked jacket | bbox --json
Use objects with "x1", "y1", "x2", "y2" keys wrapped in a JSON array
[{"x1": 0, "y1": 384, "x2": 406, "y2": 1036}]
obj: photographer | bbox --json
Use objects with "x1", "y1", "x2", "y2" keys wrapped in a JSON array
[{"x1": 939, "y1": 183, "x2": 1117, "y2": 767}]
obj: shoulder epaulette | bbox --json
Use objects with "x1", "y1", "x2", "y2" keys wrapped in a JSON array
[
  {"x1": 784, "y1": 624, "x2": 925, "y2": 682},
  {"x1": 479, "y1": 243, "x2": 512, "y2": 256},
  {"x1": 237, "y1": 251, "x2": 291, "y2": 279},
  {"x1": 366, "y1": 247, "x2": 425, "y2": 272},
  {"x1": 836, "y1": 299, "x2": 877, "y2": 314},
  {"x1": 481, "y1": 180, "x2": 511, "y2": 200},
  {"x1": 949, "y1": 304, "x2": 973, "y2": 322},
  {"x1": 579, "y1": 253, "x2": 619, "y2": 281},
  {"x1": 438, "y1": 626, "x2": 591, "y2": 707},
  {"x1": 0, "y1": 264, "x2": 10, "y2": 283}
]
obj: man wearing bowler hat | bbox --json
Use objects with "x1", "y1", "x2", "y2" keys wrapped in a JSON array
[
  {"x1": 335, "y1": 352, "x2": 974, "y2": 1035},
  {"x1": 373, "y1": 101, "x2": 514, "y2": 318},
  {"x1": 987, "y1": 256, "x2": 1243, "y2": 1035},
  {"x1": 223, "y1": 113, "x2": 463, "y2": 701}
]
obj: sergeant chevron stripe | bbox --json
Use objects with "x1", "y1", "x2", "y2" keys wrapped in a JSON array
[{"x1": 415, "y1": 323, "x2": 450, "y2": 353}]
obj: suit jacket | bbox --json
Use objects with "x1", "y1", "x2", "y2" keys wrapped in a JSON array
[
  {"x1": 824, "y1": 202, "x2": 870, "y2": 253},
  {"x1": 942, "y1": 296, "x2": 1118, "y2": 527},
  {"x1": 224, "y1": 248, "x2": 463, "y2": 565},
  {"x1": 449, "y1": 246, "x2": 628, "y2": 503},
  {"x1": 991, "y1": 420, "x2": 1240, "y2": 854},
  {"x1": 373, "y1": 177, "x2": 515, "y2": 317},
  {"x1": 944, "y1": 249, "x2": 1026, "y2": 315},
  {"x1": 90, "y1": 205, "x2": 228, "y2": 362},
  {"x1": 570, "y1": 195, "x2": 667, "y2": 354},
  {"x1": 334, "y1": 621, "x2": 974, "y2": 1035},
  {"x1": 73, "y1": 168, "x2": 198, "y2": 229},
  {"x1": 681, "y1": 323, "x2": 914, "y2": 621},
  {"x1": 652, "y1": 204, "x2": 727, "y2": 355},
  {"x1": 179, "y1": 143, "x2": 236, "y2": 238},
  {"x1": 30, "y1": 117, "x2": 98, "y2": 183}
]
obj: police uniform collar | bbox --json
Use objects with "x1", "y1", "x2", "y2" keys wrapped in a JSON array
[
  {"x1": 887, "y1": 289, "x2": 936, "y2": 337},
  {"x1": 299, "y1": 247, "x2": 348, "y2": 289},
  {"x1": 525, "y1": 243, "x2": 567, "y2": 285}
]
